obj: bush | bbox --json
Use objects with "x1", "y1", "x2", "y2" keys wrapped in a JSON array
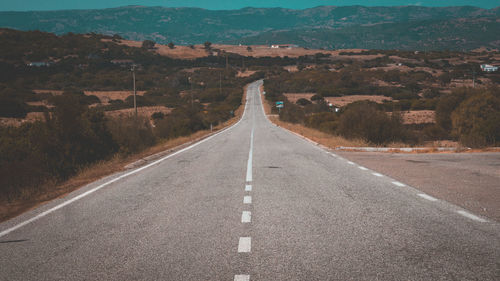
[
  {"x1": 0, "y1": 98, "x2": 27, "y2": 118},
  {"x1": 451, "y1": 90, "x2": 500, "y2": 147},
  {"x1": 296, "y1": 98, "x2": 312, "y2": 106},
  {"x1": 279, "y1": 101, "x2": 304, "y2": 123},
  {"x1": 107, "y1": 116, "x2": 155, "y2": 155},
  {"x1": 337, "y1": 101, "x2": 407, "y2": 145}
]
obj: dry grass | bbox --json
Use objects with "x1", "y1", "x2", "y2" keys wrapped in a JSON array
[
  {"x1": 84, "y1": 90, "x2": 147, "y2": 104},
  {"x1": 0, "y1": 83, "x2": 250, "y2": 222},
  {"x1": 237, "y1": 70, "x2": 257, "y2": 77},
  {"x1": 400, "y1": 110, "x2": 435, "y2": 124},
  {"x1": 33, "y1": 89, "x2": 63, "y2": 95},
  {"x1": 324, "y1": 95, "x2": 392, "y2": 107},
  {"x1": 0, "y1": 112, "x2": 46, "y2": 127},
  {"x1": 283, "y1": 93, "x2": 316, "y2": 103},
  {"x1": 106, "y1": 39, "x2": 381, "y2": 60},
  {"x1": 104, "y1": 106, "x2": 172, "y2": 119},
  {"x1": 269, "y1": 116, "x2": 368, "y2": 148}
]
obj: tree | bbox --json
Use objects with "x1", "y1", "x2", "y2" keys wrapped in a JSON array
[
  {"x1": 168, "y1": 42, "x2": 175, "y2": 49},
  {"x1": 204, "y1": 41, "x2": 212, "y2": 50},
  {"x1": 337, "y1": 101, "x2": 406, "y2": 145},
  {"x1": 247, "y1": 46, "x2": 252, "y2": 52},
  {"x1": 142, "y1": 40, "x2": 156, "y2": 49},
  {"x1": 451, "y1": 90, "x2": 500, "y2": 147}
]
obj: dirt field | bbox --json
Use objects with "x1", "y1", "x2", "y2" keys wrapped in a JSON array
[
  {"x1": 324, "y1": 95, "x2": 392, "y2": 107},
  {"x1": 84, "y1": 90, "x2": 147, "y2": 104}
]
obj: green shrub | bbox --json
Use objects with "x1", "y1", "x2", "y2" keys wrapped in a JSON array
[
  {"x1": 279, "y1": 101, "x2": 305, "y2": 123},
  {"x1": 107, "y1": 116, "x2": 156, "y2": 155},
  {"x1": 337, "y1": 101, "x2": 407, "y2": 145},
  {"x1": 451, "y1": 90, "x2": 500, "y2": 147}
]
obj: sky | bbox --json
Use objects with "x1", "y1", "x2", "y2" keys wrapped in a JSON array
[{"x1": 0, "y1": 0, "x2": 499, "y2": 11}]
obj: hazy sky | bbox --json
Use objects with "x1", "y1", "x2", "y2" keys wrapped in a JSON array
[{"x1": 1, "y1": 1, "x2": 499, "y2": 11}]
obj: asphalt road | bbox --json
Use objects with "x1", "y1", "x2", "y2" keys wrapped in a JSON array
[{"x1": 1, "y1": 80, "x2": 499, "y2": 281}]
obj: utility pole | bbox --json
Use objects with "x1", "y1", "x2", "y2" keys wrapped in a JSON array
[{"x1": 131, "y1": 64, "x2": 137, "y2": 118}]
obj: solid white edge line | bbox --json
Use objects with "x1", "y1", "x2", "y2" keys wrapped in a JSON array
[
  {"x1": 234, "y1": 275, "x2": 250, "y2": 281},
  {"x1": 245, "y1": 184, "x2": 252, "y2": 191},
  {"x1": 417, "y1": 193, "x2": 438, "y2": 202},
  {"x1": 238, "y1": 237, "x2": 251, "y2": 252},
  {"x1": 457, "y1": 210, "x2": 487, "y2": 223},
  {"x1": 243, "y1": 196, "x2": 252, "y2": 204},
  {"x1": 0, "y1": 81, "x2": 257, "y2": 239},
  {"x1": 241, "y1": 211, "x2": 251, "y2": 223}
]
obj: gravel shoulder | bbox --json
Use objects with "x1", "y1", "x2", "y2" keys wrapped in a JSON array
[{"x1": 336, "y1": 151, "x2": 500, "y2": 222}]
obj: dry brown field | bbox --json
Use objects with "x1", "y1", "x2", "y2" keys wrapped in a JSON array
[{"x1": 324, "y1": 95, "x2": 392, "y2": 107}]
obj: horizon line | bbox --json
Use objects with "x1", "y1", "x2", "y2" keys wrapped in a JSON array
[{"x1": 0, "y1": 4, "x2": 498, "y2": 13}]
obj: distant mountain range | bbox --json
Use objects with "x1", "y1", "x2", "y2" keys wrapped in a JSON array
[{"x1": 0, "y1": 5, "x2": 499, "y2": 50}]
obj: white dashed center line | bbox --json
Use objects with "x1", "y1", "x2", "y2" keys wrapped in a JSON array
[
  {"x1": 347, "y1": 161, "x2": 355, "y2": 165},
  {"x1": 242, "y1": 211, "x2": 251, "y2": 223},
  {"x1": 234, "y1": 274, "x2": 250, "y2": 281},
  {"x1": 243, "y1": 196, "x2": 252, "y2": 204},
  {"x1": 245, "y1": 184, "x2": 252, "y2": 191},
  {"x1": 417, "y1": 193, "x2": 438, "y2": 202},
  {"x1": 358, "y1": 166, "x2": 368, "y2": 171},
  {"x1": 392, "y1": 181, "x2": 406, "y2": 187},
  {"x1": 372, "y1": 172, "x2": 383, "y2": 177},
  {"x1": 457, "y1": 210, "x2": 487, "y2": 222},
  {"x1": 238, "y1": 237, "x2": 251, "y2": 252}
]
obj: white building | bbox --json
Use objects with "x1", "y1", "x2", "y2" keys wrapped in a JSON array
[{"x1": 480, "y1": 64, "x2": 498, "y2": 72}]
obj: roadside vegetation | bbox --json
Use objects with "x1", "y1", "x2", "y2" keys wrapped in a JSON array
[
  {"x1": 0, "y1": 29, "x2": 264, "y2": 203},
  {"x1": 263, "y1": 51, "x2": 500, "y2": 147}
]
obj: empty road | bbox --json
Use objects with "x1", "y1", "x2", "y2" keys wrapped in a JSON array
[{"x1": 1, "y1": 80, "x2": 499, "y2": 280}]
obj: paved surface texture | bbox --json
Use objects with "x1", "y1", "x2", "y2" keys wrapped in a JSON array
[
  {"x1": 1, "y1": 80, "x2": 499, "y2": 280},
  {"x1": 337, "y1": 151, "x2": 500, "y2": 222}
]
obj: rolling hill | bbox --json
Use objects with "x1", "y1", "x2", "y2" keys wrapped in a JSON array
[{"x1": 0, "y1": 5, "x2": 498, "y2": 50}]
